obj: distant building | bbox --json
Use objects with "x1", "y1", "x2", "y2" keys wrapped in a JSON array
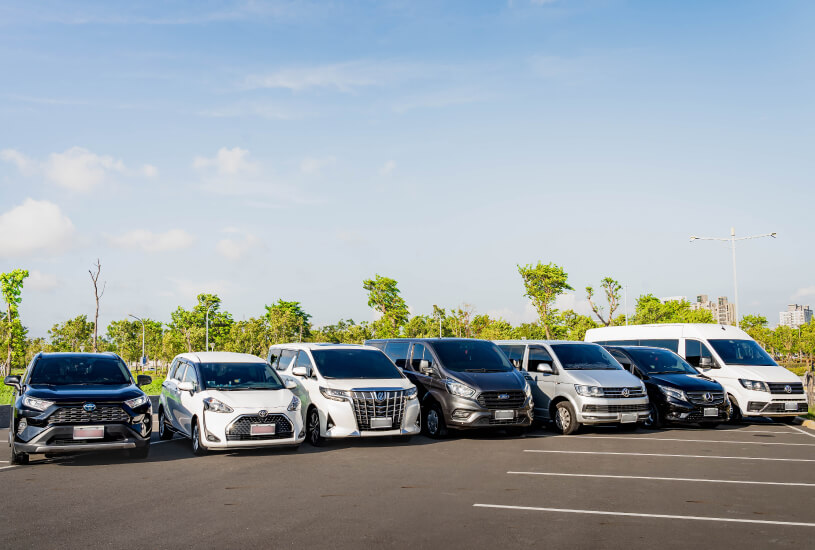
[
  {"x1": 779, "y1": 304, "x2": 812, "y2": 329},
  {"x1": 660, "y1": 296, "x2": 687, "y2": 303},
  {"x1": 690, "y1": 294, "x2": 735, "y2": 325}
]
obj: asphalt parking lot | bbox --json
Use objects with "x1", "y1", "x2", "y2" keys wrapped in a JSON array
[{"x1": 2, "y1": 419, "x2": 814, "y2": 549}]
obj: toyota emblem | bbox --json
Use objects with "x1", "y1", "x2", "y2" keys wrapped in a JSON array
[
  {"x1": 376, "y1": 392, "x2": 386, "y2": 402},
  {"x1": 258, "y1": 410, "x2": 267, "y2": 418},
  {"x1": 621, "y1": 388, "x2": 630, "y2": 398},
  {"x1": 83, "y1": 402, "x2": 96, "y2": 412},
  {"x1": 784, "y1": 385, "x2": 792, "y2": 394}
]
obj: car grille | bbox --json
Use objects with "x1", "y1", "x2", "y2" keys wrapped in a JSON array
[
  {"x1": 477, "y1": 390, "x2": 526, "y2": 409},
  {"x1": 226, "y1": 414, "x2": 293, "y2": 441},
  {"x1": 351, "y1": 390, "x2": 406, "y2": 430},
  {"x1": 748, "y1": 401, "x2": 808, "y2": 413},
  {"x1": 768, "y1": 382, "x2": 804, "y2": 395},
  {"x1": 602, "y1": 387, "x2": 646, "y2": 399},
  {"x1": 583, "y1": 404, "x2": 649, "y2": 413},
  {"x1": 48, "y1": 406, "x2": 130, "y2": 424},
  {"x1": 686, "y1": 407, "x2": 726, "y2": 422},
  {"x1": 686, "y1": 391, "x2": 726, "y2": 405}
]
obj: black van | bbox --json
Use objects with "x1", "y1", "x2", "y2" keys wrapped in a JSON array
[
  {"x1": 603, "y1": 345, "x2": 731, "y2": 428},
  {"x1": 366, "y1": 338, "x2": 533, "y2": 437}
]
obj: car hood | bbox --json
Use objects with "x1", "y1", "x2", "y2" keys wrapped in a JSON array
[
  {"x1": 25, "y1": 384, "x2": 144, "y2": 402},
  {"x1": 567, "y1": 369, "x2": 641, "y2": 387},
  {"x1": 322, "y1": 378, "x2": 414, "y2": 392},
  {"x1": 647, "y1": 373, "x2": 722, "y2": 391},
  {"x1": 206, "y1": 389, "x2": 295, "y2": 410},
  {"x1": 718, "y1": 364, "x2": 801, "y2": 383},
  {"x1": 448, "y1": 370, "x2": 525, "y2": 391}
]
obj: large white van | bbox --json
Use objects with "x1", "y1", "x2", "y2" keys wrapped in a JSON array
[{"x1": 585, "y1": 324, "x2": 807, "y2": 422}]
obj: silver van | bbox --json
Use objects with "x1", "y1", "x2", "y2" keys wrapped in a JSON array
[{"x1": 495, "y1": 340, "x2": 649, "y2": 434}]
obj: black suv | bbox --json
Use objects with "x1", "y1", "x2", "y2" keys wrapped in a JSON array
[
  {"x1": 603, "y1": 345, "x2": 731, "y2": 428},
  {"x1": 4, "y1": 352, "x2": 153, "y2": 464}
]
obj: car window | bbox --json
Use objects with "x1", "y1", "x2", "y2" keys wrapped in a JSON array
[
  {"x1": 684, "y1": 339, "x2": 713, "y2": 367},
  {"x1": 268, "y1": 349, "x2": 281, "y2": 370},
  {"x1": 410, "y1": 344, "x2": 434, "y2": 372},
  {"x1": 168, "y1": 359, "x2": 179, "y2": 379},
  {"x1": 607, "y1": 349, "x2": 632, "y2": 370},
  {"x1": 28, "y1": 356, "x2": 132, "y2": 386},
  {"x1": 173, "y1": 363, "x2": 186, "y2": 381},
  {"x1": 430, "y1": 340, "x2": 514, "y2": 373},
  {"x1": 277, "y1": 349, "x2": 298, "y2": 371},
  {"x1": 639, "y1": 339, "x2": 679, "y2": 353},
  {"x1": 550, "y1": 344, "x2": 622, "y2": 371},
  {"x1": 384, "y1": 341, "x2": 410, "y2": 369},
  {"x1": 311, "y1": 349, "x2": 403, "y2": 379},
  {"x1": 294, "y1": 351, "x2": 314, "y2": 374},
  {"x1": 527, "y1": 346, "x2": 554, "y2": 371},
  {"x1": 182, "y1": 364, "x2": 198, "y2": 385},
  {"x1": 499, "y1": 345, "x2": 526, "y2": 370}
]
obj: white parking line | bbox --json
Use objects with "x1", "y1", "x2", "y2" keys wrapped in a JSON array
[
  {"x1": 789, "y1": 425, "x2": 815, "y2": 439},
  {"x1": 507, "y1": 471, "x2": 815, "y2": 487},
  {"x1": 0, "y1": 465, "x2": 16, "y2": 472},
  {"x1": 569, "y1": 435, "x2": 815, "y2": 447},
  {"x1": 472, "y1": 504, "x2": 815, "y2": 527},
  {"x1": 524, "y1": 450, "x2": 815, "y2": 462}
]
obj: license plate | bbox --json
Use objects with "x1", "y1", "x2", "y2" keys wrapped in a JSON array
[
  {"x1": 370, "y1": 417, "x2": 393, "y2": 429},
  {"x1": 494, "y1": 410, "x2": 515, "y2": 421},
  {"x1": 704, "y1": 407, "x2": 718, "y2": 417},
  {"x1": 784, "y1": 402, "x2": 798, "y2": 411},
  {"x1": 620, "y1": 413, "x2": 638, "y2": 423},
  {"x1": 250, "y1": 424, "x2": 276, "y2": 436},
  {"x1": 73, "y1": 426, "x2": 104, "y2": 439}
]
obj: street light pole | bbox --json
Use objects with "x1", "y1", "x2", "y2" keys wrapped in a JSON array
[
  {"x1": 690, "y1": 228, "x2": 776, "y2": 328},
  {"x1": 205, "y1": 304, "x2": 215, "y2": 351},
  {"x1": 128, "y1": 314, "x2": 146, "y2": 368}
]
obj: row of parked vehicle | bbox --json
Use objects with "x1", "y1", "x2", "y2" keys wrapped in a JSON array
[{"x1": 4, "y1": 323, "x2": 807, "y2": 464}]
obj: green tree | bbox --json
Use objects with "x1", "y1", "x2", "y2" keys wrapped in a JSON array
[
  {"x1": 25, "y1": 337, "x2": 47, "y2": 365},
  {"x1": 363, "y1": 274, "x2": 409, "y2": 338},
  {"x1": 1, "y1": 269, "x2": 29, "y2": 375},
  {"x1": 48, "y1": 315, "x2": 94, "y2": 352},
  {"x1": 517, "y1": 262, "x2": 573, "y2": 339},
  {"x1": 630, "y1": 295, "x2": 715, "y2": 325},
  {"x1": 169, "y1": 294, "x2": 233, "y2": 352},
  {"x1": 225, "y1": 317, "x2": 270, "y2": 356},
  {"x1": 562, "y1": 310, "x2": 600, "y2": 341},
  {"x1": 265, "y1": 300, "x2": 311, "y2": 343},
  {"x1": 107, "y1": 318, "x2": 163, "y2": 367},
  {"x1": 741, "y1": 315, "x2": 772, "y2": 349},
  {"x1": 585, "y1": 277, "x2": 622, "y2": 327}
]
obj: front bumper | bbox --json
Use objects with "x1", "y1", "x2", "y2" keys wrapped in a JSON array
[
  {"x1": 320, "y1": 397, "x2": 422, "y2": 439},
  {"x1": 576, "y1": 397, "x2": 650, "y2": 424},
  {"x1": 443, "y1": 395, "x2": 533, "y2": 430},
  {"x1": 202, "y1": 408, "x2": 306, "y2": 449},
  {"x1": 745, "y1": 399, "x2": 808, "y2": 416},
  {"x1": 14, "y1": 423, "x2": 150, "y2": 454},
  {"x1": 659, "y1": 398, "x2": 731, "y2": 424}
]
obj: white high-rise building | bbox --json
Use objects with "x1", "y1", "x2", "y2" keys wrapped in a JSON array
[
  {"x1": 690, "y1": 294, "x2": 735, "y2": 325},
  {"x1": 779, "y1": 304, "x2": 812, "y2": 329}
]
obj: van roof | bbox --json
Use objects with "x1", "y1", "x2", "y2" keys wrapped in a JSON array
[
  {"x1": 493, "y1": 340, "x2": 597, "y2": 345},
  {"x1": 584, "y1": 323, "x2": 750, "y2": 341},
  {"x1": 177, "y1": 352, "x2": 266, "y2": 364},
  {"x1": 268, "y1": 342, "x2": 373, "y2": 351}
]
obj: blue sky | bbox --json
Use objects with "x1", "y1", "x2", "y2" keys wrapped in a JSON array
[{"x1": 1, "y1": 0, "x2": 813, "y2": 336}]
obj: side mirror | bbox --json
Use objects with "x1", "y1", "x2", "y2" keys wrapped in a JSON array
[
  {"x1": 4, "y1": 375, "x2": 21, "y2": 391},
  {"x1": 177, "y1": 381, "x2": 194, "y2": 393},
  {"x1": 284, "y1": 379, "x2": 297, "y2": 390},
  {"x1": 699, "y1": 357, "x2": 716, "y2": 368},
  {"x1": 536, "y1": 363, "x2": 554, "y2": 374},
  {"x1": 136, "y1": 375, "x2": 152, "y2": 387},
  {"x1": 418, "y1": 359, "x2": 433, "y2": 375},
  {"x1": 292, "y1": 366, "x2": 308, "y2": 377}
]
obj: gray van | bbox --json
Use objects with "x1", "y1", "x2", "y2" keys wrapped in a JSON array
[{"x1": 365, "y1": 338, "x2": 533, "y2": 438}]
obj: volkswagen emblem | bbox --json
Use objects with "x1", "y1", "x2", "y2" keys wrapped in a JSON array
[
  {"x1": 375, "y1": 392, "x2": 386, "y2": 402},
  {"x1": 621, "y1": 388, "x2": 630, "y2": 398},
  {"x1": 83, "y1": 402, "x2": 96, "y2": 412},
  {"x1": 703, "y1": 392, "x2": 713, "y2": 402},
  {"x1": 258, "y1": 410, "x2": 267, "y2": 418},
  {"x1": 498, "y1": 393, "x2": 510, "y2": 400},
  {"x1": 784, "y1": 385, "x2": 792, "y2": 394}
]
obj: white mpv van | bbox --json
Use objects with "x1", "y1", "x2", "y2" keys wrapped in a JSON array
[
  {"x1": 585, "y1": 323, "x2": 807, "y2": 422},
  {"x1": 268, "y1": 343, "x2": 421, "y2": 445},
  {"x1": 494, "y1": 340, "x2": 649, "y2": 434}
]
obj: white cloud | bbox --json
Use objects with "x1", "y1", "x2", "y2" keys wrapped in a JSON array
[
  {"x1": 380, "y1": 160, "x2": 396, "y2": 176},
  {"x1": 793, "y1": 286, "x2": 815, "y2": 300},
  {"x1": 0, "y1": 199, "x2": 75, "y2": 258},
  {"x1": 193, "y1": 147, "x2": 257, "y2": 176},
  {"x1": 44, "y1": 146, "x2": 126, "y2": 191},
  {"x1": 0, "y1": 149, "x2": 35, "y2": 176},
  {"x1": 107, "y1": 229, "x2": 195, "y2": 252},
  {"x1": 300, "y1": 156, "x2": 336, "y2": 175},
  {"x1": 142, "y1": 164, "x2": 158, "y2": 177},
  {"x1": 216, "y1": 231, "x2": 262, "y2": 261},
  {"x1": 26, "y1": 270, "x2": 60, "y2": 291}
]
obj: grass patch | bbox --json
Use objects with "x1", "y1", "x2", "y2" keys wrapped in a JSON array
[
  {"x1": 784, "y1": 364, "x2": 812, "y2": 376},
  {"x1": 138, "y1": 377, "x2": 165, "y2": 396},
  {"x1": 0, "y1": 384, "x2": 14, "y2": 406}
]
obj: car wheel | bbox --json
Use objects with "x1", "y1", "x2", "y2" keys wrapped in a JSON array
[
  {"x1": 553, "y1": 401, "x2": 580, "y2": 435},
  {"x1": 128, "y1": 445, "x2": 150, "y2": 459},
  {"x1": 157, "y1": 408, "x2": 173, "y2": 441},
  {"x1": 423, "y1": 403, "x2": 448, "y2": 439},
  {"x1": 727, "y1": 395, "x2": 743, "y2": 424},
  {"x1": 191, "y1": 419, "x2": 208, "y2": 456},
  {"x1": 10, "y1": 444, "x2": 29, "y2": 465},
  {"x1": 307, "y1": 408, "x2": 325, "y2": 447},
  {"x1": 644, "y1": 403, "x2": 663, "y2": 430}
]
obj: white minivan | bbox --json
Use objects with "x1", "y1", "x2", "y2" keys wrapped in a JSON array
[
  {"x1": 494, "y1": 340, "x2": 649, "y2": 434},
  {"x1": 585, "y1": 323, "x2": 807, "y2": 423}
]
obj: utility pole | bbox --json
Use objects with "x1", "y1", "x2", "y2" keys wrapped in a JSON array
[
  {"x1": 128, "y1": 314, "x2": 146, "y2": 370},
  {"x1": 205, "y1": 304, "x2": 215, "y2": 351}
]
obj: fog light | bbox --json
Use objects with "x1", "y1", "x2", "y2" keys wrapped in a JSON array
[
  {"x1": 17, "y1": 418, "x2": 27, "y2": 434},
  {"x1": 452, "y1": 409, "x2": 472, "y2": 420},
  {"x1": 206, "y1": 429, "x2": 221, "y2": 442}
]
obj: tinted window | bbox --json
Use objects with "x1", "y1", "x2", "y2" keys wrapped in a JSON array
[
  {"x1": 430, "y1": 340, "x2": 514, "y2": 373},
  {"x1": 499, "y1": 345, "x2": 526, "y2": 370},
  {"x1": 277, "y1": 349, "x2": 297, "y2": 371},
  {"x1": 639, "y1": 339, "x2": 679, "y2": 353},
  {"x1": 607, "y1": 349, "x2": 633, "y2": 369},
  {"x1": 625, "y1": 348, "x2": 698, "y2": 375},
  {"x1": 174, "y1": 364, "x2": 187, "y2": 381},
  {"x1": 268, "y1": 350, "x2": 281, "y2": 369},
  {"x1": 182, "y1": 364, "x2": 198, "y2": 385},
  {"x1": 708, "y1": 339, "x2": 778, "y2": 366},
  {"x1": 199, "y1": 362, "x2": 284, "y2": 390},
  {"x1": 410, "y1": 344, "x2": 434, "y2": 371},
  {"x1": 294, "y1": 351, "x2": 313, "y2": 370},
  {"x1": 684, "y1": 339, "x2": 713, "y2": 367},
  {"x1": 28, "y1": 356, "x2": 131, "y2": 386},
  {"x1": 527, "y1": 346, "x2": 554, "y2": 371},
  {"x1": 550, "y1": 344, "x2": 622, "y2": 371},
  {"x1": 311, "y1": 349, "x2": 403, "y2": 379},
  {"x1": 384, "y1": 341, "x2": 410, "y2": 369},
  {"x1": 168, "y1": 359, "x2": 180, "y2": 379}
]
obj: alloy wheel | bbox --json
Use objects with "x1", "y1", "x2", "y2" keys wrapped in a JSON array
[
  {"x1": 427, "y1": 409, "x2": 439, "y2": 436},
  {"x1": 556, "y1": 407, "x2": 570, "y2": 432}
]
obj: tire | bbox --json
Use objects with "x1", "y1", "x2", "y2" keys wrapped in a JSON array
[
  {"x1": 128, "y1": 445, "x2": 150, "y2": 459},
  {"x1": 191, "y1": 419, "x2": 208, "y2": 456},
  {"x1": 307, "y1": 408, "x2": 325, "y2": 447},
  {"x1": 643, "y1": 403, "x2": 664, "y2": 430},
  {"x1": 157, "y1": 408, "x2": 173, "y2": 441},
  {"x1": 10, "y1": 444, "x2": 29, "y2": 465},
  {"x1": 775, "y1": 417, "x2": 796, "y2": 424},
  {"x1": 727, "y1": 395, "x2": 743, "y2": 424},
  {"x1": 553, "y1": 401, "x2": 580, "y2": 435},
  {"x1": 423, "y1": 403, "x2": 448, "y2": 439}
]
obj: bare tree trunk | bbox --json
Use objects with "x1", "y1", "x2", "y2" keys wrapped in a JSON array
[
  {"x1": 5, "y1": 303, "x2": 12, "y2": 376},
  {"x1": 89, "y1": 259, "x2": 106, "y2": 353}
]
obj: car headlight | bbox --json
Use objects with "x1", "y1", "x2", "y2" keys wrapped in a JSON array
[
  {"x1": 523, "y1": 380, "x2": 532, "y2": 398},
  {"x1": 287, "y1": 395, "x2": 301, "y2": 411},
  {"x1": 320, "y1": 387, "x2": 351, "y2": 401},
  {"x1": 22, "y1": 396, "x2": 55, "y2": 411},
  {"x1": 658, "y1": 385, "x2": 687, "y2": 401},
  {"x1": 124, "y1": 395, "x2": 149, "y2": 408},
  {"x1": 203, "y1": 397, "x2": 234, "y2": 413},
  {"x1": 739, "y1": 379, "x2": 769, "y2": 392},
  {"x1": 446, "y1": 379, "x2": 476, "y2": 399},
  {"x1": 405, "y1": 387, "x2": 418, "y2": 400},
  {"x1": 574, "y1": 385, "x2": 604, "y2": 397}
]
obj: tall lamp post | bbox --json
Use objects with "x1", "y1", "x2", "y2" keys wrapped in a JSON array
[
  {"x1": 205, "y1": 304, "x2": 215, "y2": 351},
  {"x1": 128, "y1": 314, "x2": 146, "y2": 368},
  {"x1": 689, "y1": 228, "x2": 776, "y2": 328}
]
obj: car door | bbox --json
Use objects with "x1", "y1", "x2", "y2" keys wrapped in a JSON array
[
  {"x1": 276, "y1": 349, "x2": 298, "y2": 373},
  {"x1": 526, "y1": 345, "x2": 556, "y2": 419},
  {"x1": 177, "y1": 362, "x2": 199, "y2": 436},
  {"x1": 408, "y1": 343, "x2": 435, "y2": 401},
  {"x1": 166, "y1": 362, "x2": 186, "y2": 431},
  {"x1": 292, "y1": 350, "x2": 319, "y2": 401}
]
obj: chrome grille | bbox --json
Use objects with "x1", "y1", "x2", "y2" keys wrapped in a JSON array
[
  {"x1": 602, "y1": 387, "x2": 646, "y2": 399},
  {"x1": 768, "y1": 382, "x2": 804, "y2": 395},
  {"x1": 583, "y1": 403, "x2": 649, "y2": 413},
  {"x1": 226, "y1": 414, "x2": 293, "y2": 441},
  {"x1": 749, "y1": 401, "x2": 808, "y2": 413},
  {"x1": 351, "y1": 390, "x2": 406, "y2": 430},
  {"x1": 686, "y1": 391, "x2": 726, "y2": 405},
  {"x1": 477, "y1": 390, "x2": 526, "y2": 409},
  {"x1": 48, "y1": 406, "x2": 129, "y2": 424}
]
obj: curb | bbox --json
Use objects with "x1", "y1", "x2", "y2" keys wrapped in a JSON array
[{"x1": 793, "y1": 416, "x2": 815, "y2": 431}]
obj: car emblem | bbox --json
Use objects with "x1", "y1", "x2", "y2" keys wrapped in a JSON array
[
  {"x1": 784, "y1": 385, "x2": 792, "y2": 394},
  {"x1": 621, "y1": 388, "x2": 630, "y2": 397},
  {"x1": 83, "y1": 402, "x2": 96, "y2": 412},
  {"x1": 703, "y1": 392, "x2": 713, "y2": 402},
  {"x1": 258, "y1": 410, "x2": 267, "y2": 418},
  {"x1": 376, "y1": 392, "x2": 386, "y2": 402},
  {"x1": 498, "y1": 393, "x2": 510, "y2": 400}
]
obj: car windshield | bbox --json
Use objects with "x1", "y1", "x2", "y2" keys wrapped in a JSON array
[
  {"x1": 199, "y1": 362, "x2": 284, "y2": 390},
  {"x1": 430, "y1": 340, "x2": 514, "y2": 373},
  {"x1": 311, "y1": 349, "x2": 403, "y2": 379},
  {"x1": 624, "y1": 348, "x2": 698, "y2": 375},
  {"x1": 708, "y1": 339, "x2": 778, "y2": 366},
  {"x1": 551, "y1": 344, "x2": 622, "y2": 370},
  {"x1": 28, "y1": 356, "x2": 132, "y2": 386}
]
